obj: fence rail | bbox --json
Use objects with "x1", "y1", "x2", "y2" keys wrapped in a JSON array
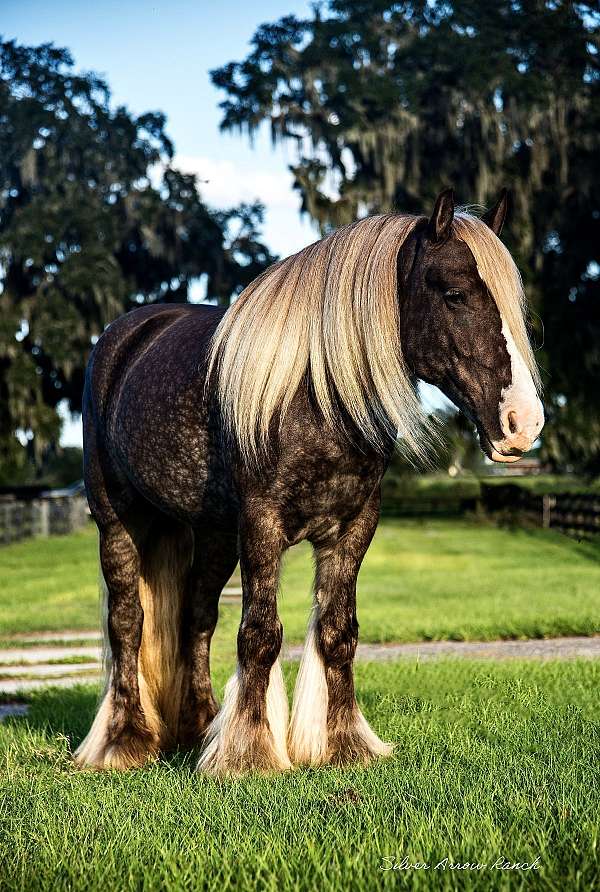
[
  {"x1": 481, "y1": 484, "x2": 600, "y2": 538},
  {"x1": 0, "y1": 493, "x2": 89, "y2": 545},
  {"x1": 381, "y1": 496, "x2": 478, "y2": 517},
  {"x1": 382, "y1": 483, "x2": 600, "y2": 539},
  {"x1": 542, "y1": 493, "x2": 600, "y2": 537}
]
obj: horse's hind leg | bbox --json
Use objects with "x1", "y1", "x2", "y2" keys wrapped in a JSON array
[
  {"x1": 196, "y1": 508, "x2": 291, "y2": 775},
  {"x1": 289, "y1": 490, "x2": 391, "y2": 766},
  {"x1": 177, "y1": 527, "x2": 239, "y2": 749},
  {"x1": 75, "y1": 515, "x2": 161, "y2": 769}
]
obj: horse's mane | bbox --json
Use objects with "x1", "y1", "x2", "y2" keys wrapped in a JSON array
[{"x1": 208, "y1": 211, "x2": 539, "y2": 465}]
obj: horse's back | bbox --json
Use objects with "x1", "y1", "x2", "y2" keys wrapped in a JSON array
[{"x1": 85, "y1": 303, "x2": 222, "y2": 415}]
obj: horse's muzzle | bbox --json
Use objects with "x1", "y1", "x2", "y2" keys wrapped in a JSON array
[{"x1": 488, "y1": 397, "x2": 544, "y2": 462}]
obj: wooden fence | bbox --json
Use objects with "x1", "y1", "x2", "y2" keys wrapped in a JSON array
[
  {"x1": 480, "y1": 484, "x2": 600, "y2": 538},
  {"x1": 0, "y1": 491, "x2": 89, "y2": 546},
  {"x1": 540, "y1": 492, "x2": 600, "y2": 537},
  {"x1": 382, "y1": 483, "x2": 600, "y2": 538}
]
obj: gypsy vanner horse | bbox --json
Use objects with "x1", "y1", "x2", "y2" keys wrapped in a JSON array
[{"x1": 74, "y1": 189, "x2": 543, "y2": 774}]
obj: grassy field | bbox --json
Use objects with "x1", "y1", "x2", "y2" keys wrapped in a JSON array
[
  {"x1": 2, "y1": 519, "x2": 600, "y2": 890},
  {"x1": 1, "y1": 660, "x2": 599, "y2": 891},
  {"x1": 1, "y1": 518, "x2": 600, "y2": 644}
]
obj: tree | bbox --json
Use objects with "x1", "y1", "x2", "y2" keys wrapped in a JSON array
[
  {"x1": 211, "y1": 0, "x2": 600, "y2": 472},
  {"x1": 0, "y1": 39, "x2": 274, "y2": 474}
]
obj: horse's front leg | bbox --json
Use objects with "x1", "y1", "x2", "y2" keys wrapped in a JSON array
[
  {"x1": 196, "y1": 510, "x2": 291, "y2": 775},
  {"x1": 289, "y1": 491, "x2": 392, "y2": 766}
]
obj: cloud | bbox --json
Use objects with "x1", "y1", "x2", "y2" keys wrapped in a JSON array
[
  {"x1": 174, "y1": 154, "x2": 300, "y2": 211},
  {"x1": 174, "y1": 154, "x2": 315, "y2": 257}
]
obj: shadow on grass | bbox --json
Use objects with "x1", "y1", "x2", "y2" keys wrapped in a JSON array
[
  {"x1": 503, "y1": 522, "x2": 600, "y2": 565},
  {"x1": 6, "y1": 683, "x2": 201, "y2": 771},
  {"x1": 7, "y1": 683, "x2": 101, "y2": 745}
]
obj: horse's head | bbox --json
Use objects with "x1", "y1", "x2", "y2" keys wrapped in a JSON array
[{"x1": 399, "y1": 189, "x2": 544, "y2": 462}]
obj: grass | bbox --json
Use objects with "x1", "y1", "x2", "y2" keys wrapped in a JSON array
[
  {"x1": 1, "y1": 659, "x2": 599, "y2": 891},
  {"x1": 0, "y1": 528, "x2": 99, "y2": 634},
  {"x1": 1, "y1": 519, "x2": 600, "y2": 644},
  {"x1": 1, "y1": 517, "x2": 599, "y2": 890}
]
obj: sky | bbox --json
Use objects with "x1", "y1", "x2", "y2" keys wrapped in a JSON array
[{"x1": 3, "y1": 0, "x2": 449, "y2": 446}]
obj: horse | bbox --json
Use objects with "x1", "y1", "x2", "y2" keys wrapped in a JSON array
[{"x1": 74, "y1": 188, "x2": 544, "y2": 775}]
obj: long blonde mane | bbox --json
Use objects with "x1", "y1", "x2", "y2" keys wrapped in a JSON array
[{"x1": 208, "y1": 211, "x2": 539, "y2": 465}]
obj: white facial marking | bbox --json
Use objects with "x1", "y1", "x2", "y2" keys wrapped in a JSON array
[{"x1": 492, "y1": 318, "x2": 544, "y2": 461}]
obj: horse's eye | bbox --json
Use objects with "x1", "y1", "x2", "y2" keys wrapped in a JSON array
[{"x1": 444, "y1": 289, "x2": 466, "y2": 306}]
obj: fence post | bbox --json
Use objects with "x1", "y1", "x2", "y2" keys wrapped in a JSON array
[
  {"x1": 38, "y1": 499, "x2": 50, "y2": 537},
  {"x1": 542, "y1": 494, "x2": 554, "y2": 529}
]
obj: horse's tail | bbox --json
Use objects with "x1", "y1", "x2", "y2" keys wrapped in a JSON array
[
  {"x1": 136, "y1": 522, "x2": 193, "y2": 748},
  {"x1": 76, "y1": 521, "x2": 193, "y2": 765}
]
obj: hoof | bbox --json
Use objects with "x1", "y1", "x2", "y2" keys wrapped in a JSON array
[
  {"x1": 74, "y1": 721, "x2": 159, "y2": 771},
  {"x1": 290, "y1": 706, "x2": 392, "y2": 768},
  {"x1": 102, "y1": 725, "x2": 160, "y2": 770},
  {"x1": 177, "y1": 700, "x2": 219, "y2": 749},
  {"x1": 325, "y1": 710, "x2": 392, "y2": 767},
  {"x1": 197, "y1": 722, "x2": 292, "y2": 776},
  {"x1": 196, "y1": 668, "x2": 292, "y2": 777}
]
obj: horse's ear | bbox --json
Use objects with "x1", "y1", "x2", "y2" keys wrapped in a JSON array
[
  {"x1": 427, "y1": 188, "x2": 454, "y2": 242},
  {"x1": 481, "y1": 188, "x2": 509, "y2": 236}
]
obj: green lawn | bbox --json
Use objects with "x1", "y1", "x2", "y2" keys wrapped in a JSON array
[
  {"x1": 2, "y1": 521, "x2": 599, "y2": 890},
  {"x1": 1, "y1": 660, "x2": 599, "y2": 891},
  {"x1": 1, "y1": 518, "x2": 600, "y2": 644}
]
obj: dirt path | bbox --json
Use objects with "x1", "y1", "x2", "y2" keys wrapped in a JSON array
[
  {"x1": 287, "y1": 635, "x2": 600, "y2": 662},
  {"x1": 1, "y1": 633, "x2": 600, "y2": 697}
]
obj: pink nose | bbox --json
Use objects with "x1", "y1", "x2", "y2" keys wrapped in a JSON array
[{"x1": 500, "y1": 401, "x2": 544, "y2": 452}]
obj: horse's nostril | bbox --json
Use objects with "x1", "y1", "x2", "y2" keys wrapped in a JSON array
[{"x1": 508, "y1": 410, "x2": 519, "y2": 435}]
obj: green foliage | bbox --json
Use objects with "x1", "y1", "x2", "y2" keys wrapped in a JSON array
[
  {"x1": 0, "y1": 444, "x2": 82, "y2": 487},
  {"x1": 1, "y1": 660, "x2": 599, "y2": 890},
  {"x1": 0, "y1": 39, "x2": 275, "y2": 471},
  {"x1": 212, "y1": 1, "x2": 600, "y2": 472},
  {"x1": 36, "y1": 445, "x2": 83, "y2": 488}
]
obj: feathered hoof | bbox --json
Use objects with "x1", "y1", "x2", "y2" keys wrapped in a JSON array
[
  {"x1": 325, "y1": 711, "x2": 392, "y2": 767},
  {"x1": 73, "y1": 724, "x2": 159, "y2": 771},
  {"x1": 196, "y1": 723, "x2": 292, "y2": 777},
  {"x1": 196, "y1": 664, "x2": 292, "y2": 777},
  {"x1": 325, "y1": 730, "x2": 393, "y2": 767}
]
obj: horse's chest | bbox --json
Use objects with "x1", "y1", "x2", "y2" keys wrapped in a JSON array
[{"x1": 263, "y1": 450, "x2": 385, "y2": 544}]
